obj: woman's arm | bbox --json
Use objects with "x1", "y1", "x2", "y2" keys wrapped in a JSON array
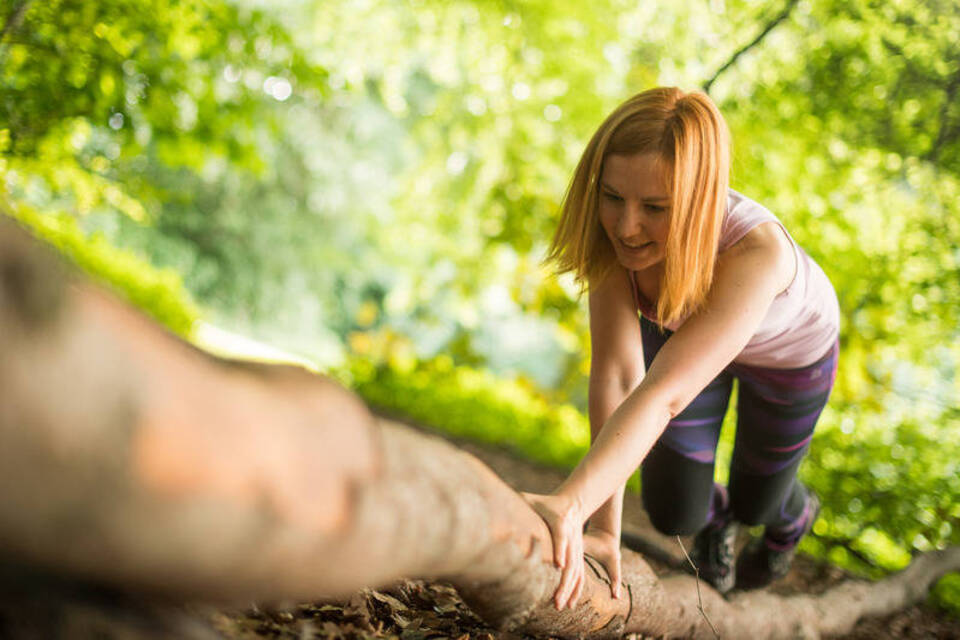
[
  {"x1": 585, "y1": 266, "x2": 646, "y2": 536},
  {"x1": 522, "y1": 265, "x2": 645, "y2": 608},
  {"x1": 557, "y1": 222, "x2": 796, "y2": 519}
]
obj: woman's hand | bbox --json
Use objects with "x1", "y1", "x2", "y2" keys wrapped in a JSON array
[
  {"x1": 583, "y1": 526, "x2": 622, "y2": 599},
  {"x1": 521, "y1": 491, "x2": 586, "y2": 610}
]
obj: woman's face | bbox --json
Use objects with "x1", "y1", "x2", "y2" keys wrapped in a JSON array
[{"x1": 598, "y1": 152, "x2": 671, "y2": 272}]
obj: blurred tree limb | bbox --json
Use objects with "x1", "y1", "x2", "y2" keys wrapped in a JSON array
[
  {"x1": 0, "y1": 0, "x2": 30, "y2": 62},
  {"x1": 703, "y1": 0, "x2": 800, "y2": 94},
  {"x1": 0, "y1": 1, "x2": 29, "y2": 42},
  {"x1": 927, "y1": 64, "x2": 960, "y2": 164}
]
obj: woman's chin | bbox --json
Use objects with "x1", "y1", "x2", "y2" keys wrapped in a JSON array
[{"x1": 616, "y1": 250, "x2": 663, "y2": 271}]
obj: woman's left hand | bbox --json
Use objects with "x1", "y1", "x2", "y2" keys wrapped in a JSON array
[{"x1": 521, "y1": 491, "x2": 586, "y2": 610}]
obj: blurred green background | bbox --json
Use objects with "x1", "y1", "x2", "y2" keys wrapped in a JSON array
[{"x1": 1, "y1": 0, "x2": 958, "y2": 612}]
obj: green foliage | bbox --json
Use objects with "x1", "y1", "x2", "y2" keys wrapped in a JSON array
[
  {"x1": 345, "y1": 354, "x2": 589, "y2": 470},
  {"x1": 5, "y1": 203, "x2": 198, "y2": 337},
  {"x1": 3, "y1": 0, "x2": 323, "y2": 161},
  {"x1": 800, "y1": 417, "x2": 959, "y2": 575},
  {"x1": 1, "y1": 0, "x2": 334, "y2": 349},
  {"x1": 930, "y1": 572, "x2": 960, "y2": 617}
]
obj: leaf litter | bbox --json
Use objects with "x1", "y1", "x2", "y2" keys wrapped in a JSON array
[{"x1": 210, "y1": 580, "x2": 541, "y2": 640}]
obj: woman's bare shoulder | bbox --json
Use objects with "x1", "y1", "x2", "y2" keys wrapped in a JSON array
[{"x1": 721, "y1": 221, "x2": 796, "y2": 295}]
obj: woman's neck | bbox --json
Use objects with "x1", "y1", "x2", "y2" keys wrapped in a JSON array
[{"x1": 633, "y1": 264, "x2": 663, "y2": 305}]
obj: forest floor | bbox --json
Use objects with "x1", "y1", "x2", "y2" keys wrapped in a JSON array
[{"x1": 1, "y1": 420, "x2": 958, "y2": 639}]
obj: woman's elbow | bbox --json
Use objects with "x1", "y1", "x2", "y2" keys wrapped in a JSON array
[
  {"x1": 617, "y1": 369, "x2": 644, "y2": 396},
  {"x1": 663, "y1": 387, "x2": 699, "y2": 421},
  {"x1": 636, "y1": 377, "x2": 688, "y2": 423},
  {"x1": 591, "y1": 359, "x2": 643, "y2": 398}
]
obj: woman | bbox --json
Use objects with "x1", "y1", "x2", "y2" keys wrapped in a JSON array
[{"x1": 524, "y1": 87, "x2": 839, "y2": 609}]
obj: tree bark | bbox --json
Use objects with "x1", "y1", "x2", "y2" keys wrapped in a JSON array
[{"x1": 0, "y1": 215, "x2": 957, "y2": 639}]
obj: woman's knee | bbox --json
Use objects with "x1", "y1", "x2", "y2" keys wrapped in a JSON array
[
  {"x1": 729, "y1": 468, "x2": 802, "y2": 526},
  {"x1": 642, "y1": 483, "x2": 710, "y2": 535},
  {"x1": 641, "y1": 442, "x2": 716, "y2": 535}
]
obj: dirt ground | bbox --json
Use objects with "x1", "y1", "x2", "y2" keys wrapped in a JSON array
[{"x1": 1, "y1": 425, "x2": 958, "y2": 639}]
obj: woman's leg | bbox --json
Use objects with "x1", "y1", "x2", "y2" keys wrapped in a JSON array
[
  {"x1": 638, "y1": 317, "x2": 733, "y2": 536},
  {"x1": 728, "y1": 343, "x2": 839, "y2": 541}
]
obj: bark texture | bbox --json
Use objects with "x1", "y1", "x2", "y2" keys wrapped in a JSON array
[{"x1": 1, "y1": 216, "x2": 957, "y2": 639}]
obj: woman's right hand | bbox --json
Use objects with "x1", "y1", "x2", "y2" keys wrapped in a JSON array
[
  {"x1": 583, "y1": 526, "x2": 622, "y2": 599},
  {"x1": 521, "y1": 491, "x2": 587, "y2": 610}
]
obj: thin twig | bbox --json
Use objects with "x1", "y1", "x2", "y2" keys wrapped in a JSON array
[
  {"x1": 676, "y1": 535, "x2": 721, "y2": 639},
  {"x1": 702, "y1": 0, "x2": 800, "y2": 94}
]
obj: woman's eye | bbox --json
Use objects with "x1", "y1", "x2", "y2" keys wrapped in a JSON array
[
  {"x1": 602, "y1": 192, "x2": 623, "y2": 202},
  {"x1": 647, "y1": 205, "x2": 666, "y2": 213}
]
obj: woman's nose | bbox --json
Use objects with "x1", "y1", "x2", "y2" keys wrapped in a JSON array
[{"x1": 618, "y1": 201, "x2": 645, "y2": 236}]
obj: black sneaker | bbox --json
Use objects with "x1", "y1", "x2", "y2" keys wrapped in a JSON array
[
  {"x1": 688, "y1": 518, "x2": 738, "y2": 594},
  {"x1": 736, "y1": 491, "x2": 821, "y2": 590}
]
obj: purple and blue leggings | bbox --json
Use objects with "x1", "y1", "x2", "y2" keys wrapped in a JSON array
[{"x1": 638, "y1": 316, "x2": 838, "y2": 542}]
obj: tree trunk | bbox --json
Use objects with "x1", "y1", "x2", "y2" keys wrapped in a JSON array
[{"x1": 0, "y1": 216, "x2": 957, "y2": 639}]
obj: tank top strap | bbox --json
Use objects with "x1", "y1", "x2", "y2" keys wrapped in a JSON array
[{"x1": 719, "y1": 190, "x2": 782, "y2": 252}]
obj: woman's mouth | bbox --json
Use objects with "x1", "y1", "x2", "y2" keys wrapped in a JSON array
[{"x1": 619, "y1": 239, "x2": 653, "y2": 252}]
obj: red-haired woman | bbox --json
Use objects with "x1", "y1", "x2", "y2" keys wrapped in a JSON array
[{"x1": 524, "y1": 87, "x2": 839, "y2": 608}]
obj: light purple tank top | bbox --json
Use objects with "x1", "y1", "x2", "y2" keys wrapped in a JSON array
[{"x1": 633, "y1": 189, "x2": 840, "y2": 368}]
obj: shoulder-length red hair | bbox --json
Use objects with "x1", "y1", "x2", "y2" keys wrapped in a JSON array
[{"x1": 547, "y1": 87, "x2": 731, "y2": 326}]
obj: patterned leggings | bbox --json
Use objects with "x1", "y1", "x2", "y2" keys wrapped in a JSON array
[{"x1": 638, "y1": 315, "x2": 838, "y2": 539}]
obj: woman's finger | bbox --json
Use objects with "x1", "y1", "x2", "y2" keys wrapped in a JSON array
[
  {"x1": 575, "y1": 545, "x2": 586, "y2": 607},
  {"x1": 555, "y1": 560, "x2": 574, "y2": 610},
  {"x1": 557, "y1": 566, "x2": 572, "y2": 609},
  {"x1": 570, "y1": 567, "x2": 584, "y2": 608},
  {"x1": 609, "y1": 555, "x2": 621, "y2": 599},
  {"x1": 557, "y1": 541, "x2": 579, "y2": 609},
  {"x1": 554, "y1": 530, "x2": 566, "y2": 568},
  {"x1": 565, "y1": 542, "x2": 582, "y2": 609}
]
